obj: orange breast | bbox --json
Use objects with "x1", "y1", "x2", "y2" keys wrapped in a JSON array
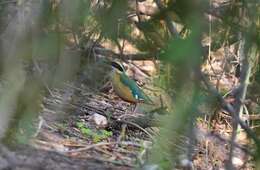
[{"x1": 111, "y1": 72, "x2": 138, "y2": 103}]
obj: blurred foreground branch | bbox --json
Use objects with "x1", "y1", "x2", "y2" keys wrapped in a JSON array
[{"x1": 198, "y1": 70, "x2": 260, "y2": 145}]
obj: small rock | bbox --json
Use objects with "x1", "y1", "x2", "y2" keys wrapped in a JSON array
[
  {"x1": 90, "y1": 113, "x2": 108, "y2": 128},
  {"x1": 232, "y1": 157, "x2": 244, "y2": 167}
]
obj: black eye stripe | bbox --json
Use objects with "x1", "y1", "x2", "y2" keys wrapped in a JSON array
[{"x1": 111, "y1": 62, "x2": 124, "y2": 72}]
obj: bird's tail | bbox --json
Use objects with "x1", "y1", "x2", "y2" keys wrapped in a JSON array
[{"x1": 142, "y1": 94, "x2": 154, "y2": 105}]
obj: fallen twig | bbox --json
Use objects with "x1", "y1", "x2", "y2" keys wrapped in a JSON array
[{"x1": 64, "y1": 141, "x2": 142, "y2": 153}]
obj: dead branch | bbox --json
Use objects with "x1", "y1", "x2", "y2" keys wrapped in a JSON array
[{"x1": 91, "y1": 45, "x2": 153, "y2": 60}]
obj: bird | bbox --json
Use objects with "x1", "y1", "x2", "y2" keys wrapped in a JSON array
[{"x1": 110, "y1": 61, "x2": 153, "y2": 105}]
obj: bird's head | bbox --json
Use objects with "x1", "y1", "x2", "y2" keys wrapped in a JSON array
[{"x1": 111, "y1": 61, "x2": 126, "y2": 73}]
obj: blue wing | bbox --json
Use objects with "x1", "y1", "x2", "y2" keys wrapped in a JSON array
[{"x1": 120, "y1": 73, "x2": 152, "y2": 103}]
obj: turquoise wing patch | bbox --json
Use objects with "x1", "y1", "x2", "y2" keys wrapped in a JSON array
[{"x1": 120, "y1": 73, "x2": 146, "y2": 100}]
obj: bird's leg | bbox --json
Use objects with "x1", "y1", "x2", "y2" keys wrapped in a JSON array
[{"x1": 131, "y1": 103, "x2": 138, "y2": 113}]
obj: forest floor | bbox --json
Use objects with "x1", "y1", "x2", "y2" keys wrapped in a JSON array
[
  {"x1": 0, "y1": 30, "x2": 255, "y2": 170},
  {"x1": 28, "y1": 44, "x2": 254, "y2": 170},
  {"x1": 31, "y1": 60, "x2": 159, "y2": 170}
]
